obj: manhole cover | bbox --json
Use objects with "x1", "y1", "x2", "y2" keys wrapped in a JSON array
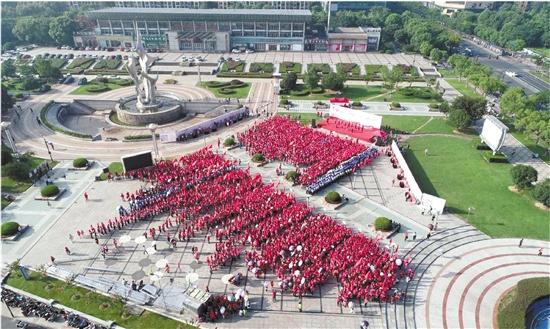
[
  {"x1": 138, "y1": 258, "x2": 152, "y2": 267},
  {"x1": 131, "y1": 270, "x2": 146, "y2": 280}
]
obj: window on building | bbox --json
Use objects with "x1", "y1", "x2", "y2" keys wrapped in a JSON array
[
  {"x1": 244, "y1": 30, "x2": 255, "y2": 37},
  {"x1": 171, "y1": 21, "x2": 182, "y2": 31},
  {"x1": 231, "y1": 22, "x2": 242, "y2": 31},
  {"x1": 293, "y1": 23, "x2": 303, "y2": 30},
  {"x1": 146, "y1": 21, "x2": 158, "y2": 31},
  {"x1": 292, "y1": 31, "x2": 303, "y2": 38},
  {"x1": 207, "y1": 22, "x2": 218, "y2": 31},
  {"x1": 182, "y1": 21, "x2": 193, "y2": 31},
  {"x1": 268, "y1": 22, "x2": 279, "y2": 31},
  {"x1": 256, "y1": 30, "x2": 266, "y2": 37},
  {"x1": 280, "y1": 31, "x2": 291, "y2": 38},
  {"x1": 98, "y1": 20, "x2": 110, "y2": 29},
  {"x1": 256, "y1": 22, "x2": 266, "y2": 30},
  {"x1": 159, "y1": 21, "x2": 169, "y2": 30},
  {"x1": 268, "y1": 31, "x2": 279, "y2": 37},
  {"x1": 280, "y1": 23, "x2": 291, "y2": 30},
  {"x1": 243, "y1": 22, "x2": 254, "y2": 30},
  {"x1": 111, "y1": 21, "x2": 122, "y2": 28},
  {"x1": 218, "y1": 22, "x2": 230, "y2": 31}
]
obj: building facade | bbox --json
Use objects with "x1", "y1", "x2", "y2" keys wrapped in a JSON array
[
  {"x1": 326, "y1": 27, "x2": 381, "y2": 52},
  {"x1": 432, "y1": 1, "x2": 494, "y2": 15},
  {"x1": 85, "y1": 8, "x2": 310, "y2": 52},
  {"x1": 114, "y1": 1, "x2": 202, "y2": 8}
]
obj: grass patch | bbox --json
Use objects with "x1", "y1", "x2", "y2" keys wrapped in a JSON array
[
  {"x1": 71, "y1": 79, "x2": 130, "y2": 95},
  {"x1": 5, "y1": 270, "x2": 195, "y2": 329},
  {"x1": 220, "y1": 60, "x2": 245, "y2": 73},
  {"x1": 199, "y1": 81, "x2": 250, "y2": 99},
  {"x1": 437, "y1": 68, "x2": 458, "y2": 78},
  {"x1": 365, "y1": 64, "x2": 385, "y2": 76},
  {"x1": 382, "y1": 116, "x2": 431, "y2": 134},
  {"x1": 529, "y1": 47, "x2": 550, "y2": 58},
  {"x1": 415, "y1": 117, "x2": 455, "y2": 134},
  {"x1": 278, "y1": 112, "x2": 321, "y2": 126},
  {"x1": 93, "y1": 59, "x2": 122, "y2": 70},
  {"x1": 336, "y1": 63, "x2": 361, "y2": 77},
  {"x1": 1, "y1": 154, "x2": 56, "y2": 194},
  {"x1": 279, "y1": 62, "x2": 302, "y2": 74},
  {"x1": 371, "y1": 87, "x2": 442, "y2": 103},
  {"x1": 249, "y1": 63, "x2": 273, "y2": 73},
  {"x1": 403, "y1": 135, "x2": 549, "y2": 240},
  {"x1": 284, "y1": 85, "x2": 387, "y2": 100},
  {"x1": 66, "y1": 58, "x2": 95, "y2": 70},
  {"x1": 99, "y1": 162, "x2": 124, "y2": 180},
  {"x1": 497, "y1": 277, "x2": 550, "y2": 329},
  {"x1": 445, "y1": 78, "x2": 480, "y2": 97},
  {"x1": 1, "y1": 198, "x2": 10, "y2": 210}
]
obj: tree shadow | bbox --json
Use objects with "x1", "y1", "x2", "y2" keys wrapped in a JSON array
[{"x1": 402, "y1": 149, "x2": 438, "y2": 196}]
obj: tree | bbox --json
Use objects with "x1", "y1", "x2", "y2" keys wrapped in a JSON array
[
  {"x1": 532, "y1": 179, "x2": 550, "y2": 207},
  {"x1": 304, "y1": 69, "x2": 320, "y2": 90},
  {"x1": 478, "y1": 76, "x2": 506, "y2": 96},
  {"x1": 48, "y1": 15, "x2": 75, "y2": 45},
  {"x1": 280, "y1": 72, "x2": 297, "y2": 91},
  {"x1": 419, "y1": 41, "x2": 432, "y2": 57},
  {"x1": 448, "y1": 108, "x2": 471, "y2": 130},
  {"x1": 1, "y1": 85, "x2": 15, "y2": 110},
  {"x1": 1, "y1": 41, "x2": 16, "y2": 52},
  {"x1": 18, "y1": 64, "x2": 35, "y2": 77},
  {"x1": 510, "y1": 165, "x2": 537, "y2": 189},
  {"x1": 33, "y1": 58, "x2": 61, "y2": 79},
  {"x1": 1, "y1": 60, "x2": 16, "y2": 78},
  {"x1": 322, "y1": 72, "x2": 346, "y2": 91},
  {"x1": 12, "y1": 16, "x2": 52, "y2": 44},
  {"x1": 451, "y1": 96, "x2": 487, "y2": 120},
  {"x1": 3, "y1": 160, "x2": 31, "y2": 181},
  {"x1": 499, "y1": 87, "x2": 527, "y2": 116},
  {"x1": 447, "y1": 54, "x2": 470, "y2": 80}
]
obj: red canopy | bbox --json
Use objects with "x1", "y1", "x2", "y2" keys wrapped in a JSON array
[{"x1": 329, "y1": 97, "x2": 349, "y2": 103}]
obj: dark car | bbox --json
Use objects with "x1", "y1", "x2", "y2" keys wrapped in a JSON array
[
  {"x1": 63, "y1": 76, "x2": 75, "y2": 84},
  {"x1": 78, "y1": 77, "x2": 87, "y2": 85},
  {"x1": 58, "y1": 76, "x2": 66, "y2": 84}
]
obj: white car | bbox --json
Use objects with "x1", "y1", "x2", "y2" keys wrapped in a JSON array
[
  {"x1": 505, "y1": 71, "x2": 517, "y2": 77},
  {"x1": 245, "y1": 49, "x2": 254, "y2": 54},
  {"x1": 231, "y1": 48, "x2": 242, "y2": 54}
]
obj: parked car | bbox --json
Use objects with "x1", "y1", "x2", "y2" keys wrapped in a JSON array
[
  {"x1": 63, "y1": 76, "x2": 75, "y2": 84},
  {"x1": 245, "y1": 49, "x2": 254, "y2": 54},
  {"x1": 78, "y1": 77, "x2": 87, "y2": 85},
  {"x1": 58, "y1": 76, "x2": 66, "y2": 84},
  {"x1": 231, "y1": 48, "x2": 242, "y2": 53}
]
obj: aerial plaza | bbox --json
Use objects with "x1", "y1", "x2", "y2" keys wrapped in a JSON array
[{"x1": 2, "y1": 1, "x2": 549, "y2": 329}]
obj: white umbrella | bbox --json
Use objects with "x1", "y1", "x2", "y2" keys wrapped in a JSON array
[
  {"x1": 119, "y1": 235, "x2": 131, "y2": 244},
  {"x1": 221, "y1": 274, "x2": 233, "y2": 285},
  {"x1": 294, "y1": 270, "x2": 300, "y2": 277},
  {"x1": 135, "y1": 236, "x2": 146, "y2": 244},
  {"x1": 395, "y1": 259, "x2": 403, "y2": 266},
  {"x1": 146, "y1": 247, "x2": 157, "y2": 255},
  {"x1": 154, "y1": 270, "x2": 165, "y2": 277},
  {"x1": 289, "y1": 262, "x2": 293, "y2": 269},
  {"x1": 155, "y1": 259, "x2": 168, "y2": 268},
  {"x1": 186, "y1": 272, "x2": 199, "y2": 283},
  {"x1": 296, "y1": 245, "x2": 302, "y2": 252},
  {"x1": 150, "y1": 274, "x2": 161, "y2": 282}
]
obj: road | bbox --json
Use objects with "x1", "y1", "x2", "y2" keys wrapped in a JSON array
[{"x1": 461, "y1": 39, "x2": 549, "y2": 94}]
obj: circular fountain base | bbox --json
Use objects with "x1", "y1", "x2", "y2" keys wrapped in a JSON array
[{"x1": 116, "y1": 94, "x2": 184, "y2": 125}]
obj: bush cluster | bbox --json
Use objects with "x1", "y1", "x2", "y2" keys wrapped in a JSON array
[
  {"x1": 251, "y1": 153, "x2": 265, "y2": 163},
  {"x1": 532, "y1": 179, "x2": 550, "y2": 207},
  {"x1": 374, "y1": 217, "x2": 393, "y2": 231},
  {"x1": 1, "y1": 221, "x2": 20, "y2": 237},
  {"x1": 164, "y1": 79, "x2": 177, "y2": 84},
  {"x1": 285, "y1": 170, "x2": 299, "y2": 183},
  {"x1": 86, "y1": 84, "x2": 109, "y2": 93},
  {"x1": 41, "y1": 184, "x2": 60, "y2": 197},
  {"x1": 390, "y1": 102, "x2": 401, "y2": 108},
  {"x1": 249, "y1": 63, "x2": 273, "y2": 73},
  {"x1": 510, "y1": 165, "x2": 537, "y2": 189},
  {"x1": 72, "y1": 158, "x2": 88, "y2": 168},
  {"x1": 324, "y1": 191, "x2": 342, "y2": 204},
  {"x1": 399, "y1": 87, "x2": 437, "y2": 99},
  {"x1": 352, "y1": 101, "x2": 363, "y2": 107}
]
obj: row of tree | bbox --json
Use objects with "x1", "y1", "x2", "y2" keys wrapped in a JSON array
[
  {"x1": 281, "y1": 71, "x2": 348, "y2": 93},
  {"x1": 447, "y1": 54, "x2": 507, "y2": 96},
  {"x1": 1, "y1": 2, "x2": 93, "y2": 50},
  {"x1": 499, "y1": 88, "x2": 550, "y2": 154},
  {"x1": 444, "y1": 2, "x2": 549, "y2": 50}
]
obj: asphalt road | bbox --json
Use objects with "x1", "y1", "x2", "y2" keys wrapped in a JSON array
[{"x1": 461, "y1": 39, "x2": 548, "y2": 94}]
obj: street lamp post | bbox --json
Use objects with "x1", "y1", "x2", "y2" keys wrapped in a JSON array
[
  {"x1": 43, "y1": 138, "x2": 53, "y2": 162},
  {"x1": 1, "y1": 122, "x2": 17, "y2": 155},
  {"x1": 148, "y1": 123, "x2": 159, "y2": 160}
]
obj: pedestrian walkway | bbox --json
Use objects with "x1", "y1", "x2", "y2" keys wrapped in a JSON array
[{"x1": 500, "y1": 134, "x2": 550, "y2": 182}]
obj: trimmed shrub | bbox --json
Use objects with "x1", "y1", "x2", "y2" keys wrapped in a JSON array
[
  {"x1": 206, "y1": 81, "x2": 229, "y2": 88},
  {"x1": 390, "y1": 102, "x2": 401, "y2": 108},
  {"x1": 218, "y1": 88, "x2": 235, "y2": 95},
  {"x1": 164, "y1": 79, "x2": 177, "y2": 84},
  {"x1": 324, "y1": 191, "x2": 342, "y2": 204},
  {"x1": 290, "y1": 89, "x2": 310, "y2": 96},
  {"x1": 285, "y1": 170, "x2": 299, "y2": 183},
  {"x1": 374, "y1": 217, "x2": 393, "y2": 231},
  {"x1": 223, "y1": 137, "x2": 235, "y2": 147},
  {"x1": 95, "y1": 77, "x2": 109, "y2": 83},
  {"x1": 280, "y1": 98, "x2": 289, "y2": 105},
  {"x1": 41, "y1": 184, "x2": 60, "y2": 197},
  {"x1": 111, "y1": 79, "x2": 132, "y2": 86},
  {"x1": 230, "y1": 79, "x2": 244, "y2": 86},
  {"x1": 352, "y1": 101, "x2": 363, "y2": 107},
  {"x1": 429, "y1": 103, "x2": 439, "y2": 109},
  {"x1": 476, "y1": 143, "x2": 491, "y2": 150},
  {"x1": 510, "y1": 165, "x2": 537, "y2": 189},
  {"x1": 489, "y1": 154, "x2": 508, "y2": 163},
  {"x1": 251, "y1": 153, "x2": 265, "y2": 163},
  {"x1": 1, "y1": 221, "x2": 20, "y2": 237},
  {"x1": 532, "y1": 178, "x2": 550, "y2": 207},
  {"x1": 72, "y1": 157, "x2": 88, "y2": 168}
]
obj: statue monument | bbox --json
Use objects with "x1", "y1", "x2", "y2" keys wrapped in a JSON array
[{"x1": 127, "y1": 31, "x2": 159, "y2": 112}]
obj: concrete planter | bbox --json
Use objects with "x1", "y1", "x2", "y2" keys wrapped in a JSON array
[
  {"x1": 1, "y1": 225, "x2": 29, "y2": 241},
  {"x1": 35, "y1": 188, "x2": 66, "y2": 201}
]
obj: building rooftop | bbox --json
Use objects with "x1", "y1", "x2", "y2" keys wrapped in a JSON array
[
  {"x1": 89, "y1": 7, "x2": 311, "y2": 22},
  {"x1": 328, "y1": 27, "x2": 381, "y2": 39}
]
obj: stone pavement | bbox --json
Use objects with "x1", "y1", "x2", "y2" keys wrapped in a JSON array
[{"x1": 286, "y1": 100, "x2": 445, "y2": 117}]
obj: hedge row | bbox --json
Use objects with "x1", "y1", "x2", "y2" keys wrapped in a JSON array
[
  {"x1": 40, "y1": 101, "x2": 93, "y2": 139},
  {"x1": 249, "y1": 63, "x2": 274, "y2": 73},
  {"x1": 94, "y1": 59, "x2": 122, "y2": 70},
  {"x1": 123, "y1": 134, "x2": 159, "y2": 141},
  {"x1": 217, "y1": 72, "x2": 272, "y2": 78},
  {"x1": 279, "y1": 62, "x2": 302, "y2": 74},
  {"x1": 66, "y1": 58, "x2": 95, "y2": 70},
  {"x1": 84, "y1": 69, "x2": 128, "y2": 75}
]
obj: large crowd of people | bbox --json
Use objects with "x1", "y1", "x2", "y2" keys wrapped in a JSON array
[
  {"x1": 237, "y1": 117, "x2": 368, "y2": 186},
  {"x1": 78, "y1": 147, "x2": 407, "y2": 305}
]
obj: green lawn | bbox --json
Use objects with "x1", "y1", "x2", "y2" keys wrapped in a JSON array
[
  {"x1": 497, "y1": 277, "x2": 550, "y2": 329},
  {"x1": 6, "y1": 270, "x2": 195, "y2": 329},
  {"x1": 199, "y1": 82, "x2": 251, "y2": 99},
  {"x1": 278, "y1": 112, "x2": 321, "y2": 125},
  {"x1": 415, "y1": 117, "x2": 455, "y2": 134},
  {"x1": 71, "y1": 81, "x2": 129, "y2": 95},
  {"x1": 1, "y1": 155, "x2": 56, "y2": 195},
  {"x1": 285, "y1": 85, "x2": 388, "y2": 101},
  {"x1": 382, "y1": 116, "x2": 431, "y2": 133},
  {"x1": 99, "y1": 162, "x2": 124, "y2": 180},
  {"x1": 529, "y1": 70, "x2": 550, "y2": 83},
  {"x1": 445, "y1": 78, "x2": 480, "y2": 97},
  {"x1": 403, "y1": 135, "x2": 549, "y2": 240}
]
